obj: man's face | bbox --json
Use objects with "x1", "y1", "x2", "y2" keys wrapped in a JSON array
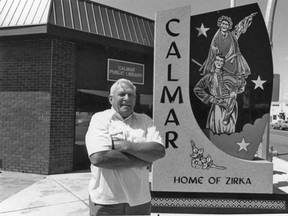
[
  {"x1": 214, "y1": 56, "x2": 225, "y2": 70},
  {"x1": 220, "y1": 20, "x2": 229, "y2": 33},
  {"x1": 109, "y1": 83, "x2": 136, "y2": 118}
]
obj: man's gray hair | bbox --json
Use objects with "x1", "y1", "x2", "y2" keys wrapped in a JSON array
[{"x1": 109, "y1": 78, "x2": 136, "y2": 96}]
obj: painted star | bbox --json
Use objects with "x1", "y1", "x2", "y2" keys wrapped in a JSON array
[
  {"x1": 196, "y1": 23, "x2": 210, "y2": 37},
  {"x1": 252, "y1": 76, "x2": 266, "y2": 90},
  {"x1": 236, "y1": 138, "x2": 250, "y2": 152}
]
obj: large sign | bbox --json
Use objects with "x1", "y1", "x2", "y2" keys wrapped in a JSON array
[
  {"x1": 152, "y1": 3, "x2": 274, "y2": 198},
  {"x1": 107, "y1": 58, "x2": 144, "y2": 84}
]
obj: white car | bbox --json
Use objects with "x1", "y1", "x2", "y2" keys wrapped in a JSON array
[{"x1": 272, "y1": 120, "x2": 288, "y2": 130}]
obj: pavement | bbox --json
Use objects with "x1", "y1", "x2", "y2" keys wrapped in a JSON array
[{"x1": 0, "y1": 157, "x2": 288, "y2": 216}]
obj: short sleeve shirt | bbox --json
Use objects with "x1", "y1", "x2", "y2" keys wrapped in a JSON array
[{"x1": 85, "y1": 108, "x2": 163, "y2": 206}]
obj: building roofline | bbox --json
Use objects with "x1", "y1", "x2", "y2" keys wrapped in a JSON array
[{"x1": 0, "y1": 0, "x2": 154, "y2": 49}]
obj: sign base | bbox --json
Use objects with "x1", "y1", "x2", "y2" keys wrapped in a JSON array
[{"x1": 151, "y1": 191, "x2": 288, "y2": 214}]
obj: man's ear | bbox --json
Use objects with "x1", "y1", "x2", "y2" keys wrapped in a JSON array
[{"x1": 108, "y1": 95, "x2": 113, "y2": 105}]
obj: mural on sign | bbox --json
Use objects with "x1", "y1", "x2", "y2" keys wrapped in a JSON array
[{"x1": 190, "y1": 4, "x2": 273, "y2": 160}]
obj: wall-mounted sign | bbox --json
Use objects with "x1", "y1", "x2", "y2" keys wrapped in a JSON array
[{"x1": 107, "y1": 58, "x2": 144, "y2": 85}]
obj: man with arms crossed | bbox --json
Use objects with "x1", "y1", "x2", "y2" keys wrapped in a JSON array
[{"x1": 86, "y1": 78, "x2": 165, "y2": 215}]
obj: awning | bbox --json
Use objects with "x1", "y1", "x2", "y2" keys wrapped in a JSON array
[
  {"x1": 0, "y1": 0, "x2": 154, "y2": 47},
  {"x1": 0, "y1": 0, "x2": 51, "y2": 27}
]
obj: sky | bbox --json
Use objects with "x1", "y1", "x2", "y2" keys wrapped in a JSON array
[{"x1": 93, "y1": 0, "x2": 288, "y2": 103}]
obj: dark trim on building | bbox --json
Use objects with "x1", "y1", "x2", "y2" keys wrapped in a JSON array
[
  {"x1": 46, "y1": 24, "x2": 153, "y2": 55},
  {"x1": 0, "y1": 25, "x2": 48, "y2": 37}
]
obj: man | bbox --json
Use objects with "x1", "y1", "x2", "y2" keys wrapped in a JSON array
[
  {"x1": 194, "y1": 54, "x2": 245, "y2": 134},
  {"x1": 85, "y1": 78, "x2": 165, "y2": 215}
]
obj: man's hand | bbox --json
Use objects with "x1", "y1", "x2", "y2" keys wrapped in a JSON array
[
  {"x1": 110, "y1": 134, "x2": 165, "y2": 163},
  {"x1": 111, "y1": 135, "x2": 129, "y2": 151},
  {"x1": 110, "y1": 131, "x2": 130, "y2": 151}
]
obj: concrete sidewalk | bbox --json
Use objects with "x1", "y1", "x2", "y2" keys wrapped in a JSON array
[
  {"x1": 0, "y1": 157, "x2": 288, "y2": 216},
  {"x1": 0, "y1": 170, "x2": 90, "y2": 215}
]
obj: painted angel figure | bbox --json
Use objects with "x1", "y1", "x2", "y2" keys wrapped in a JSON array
[{"x1": 200, "y1": 13, "x2": 257, "y2": 77}]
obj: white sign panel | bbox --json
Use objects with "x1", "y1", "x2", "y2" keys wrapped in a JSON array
[{"x1": 152, "y1": 5, "x2": 273, "y2": 194}]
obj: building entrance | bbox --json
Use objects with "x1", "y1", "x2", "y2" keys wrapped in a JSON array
[{"x1": 74, "y1": 89, "x2": 110, "y2": 170}]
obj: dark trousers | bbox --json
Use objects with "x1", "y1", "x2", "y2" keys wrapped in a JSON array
[{"x1": 89, "y1": 197, "x2": 151, "y2": 216}]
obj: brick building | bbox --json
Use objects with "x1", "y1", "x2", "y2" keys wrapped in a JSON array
[{"x1": 0, "y1": 0, "x2": 154, "y2": 174}]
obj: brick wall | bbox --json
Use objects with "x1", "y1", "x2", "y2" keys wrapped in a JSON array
[
  {"x1": 0, "y1": 37, "x2": 76, "y2": 174},
  {"x1": 0, "y1": 92, "x2": 51, "y2": 174},
  {"x1": 49, "y1": 39, "x2": 76, "y2": 174}
]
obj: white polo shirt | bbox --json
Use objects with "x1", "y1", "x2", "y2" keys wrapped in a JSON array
[{"x1": 85, "y1": 108, "x2": 163, "y2": 206}]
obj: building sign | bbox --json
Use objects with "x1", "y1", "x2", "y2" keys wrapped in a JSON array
[
  {"x1": 107, "y1": 58, "x2": 144, "y2": 84},
  {"x1": 152, "y1": 4, "x2": 273, "y2": 197}
]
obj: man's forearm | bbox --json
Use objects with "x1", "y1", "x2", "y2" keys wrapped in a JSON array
[
  {"x1": 89, "y1": 150, "x2": 151, "y2": 169},
  {"x1": 121, "y1": 141, "x2": 165, "y2": 163}
]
